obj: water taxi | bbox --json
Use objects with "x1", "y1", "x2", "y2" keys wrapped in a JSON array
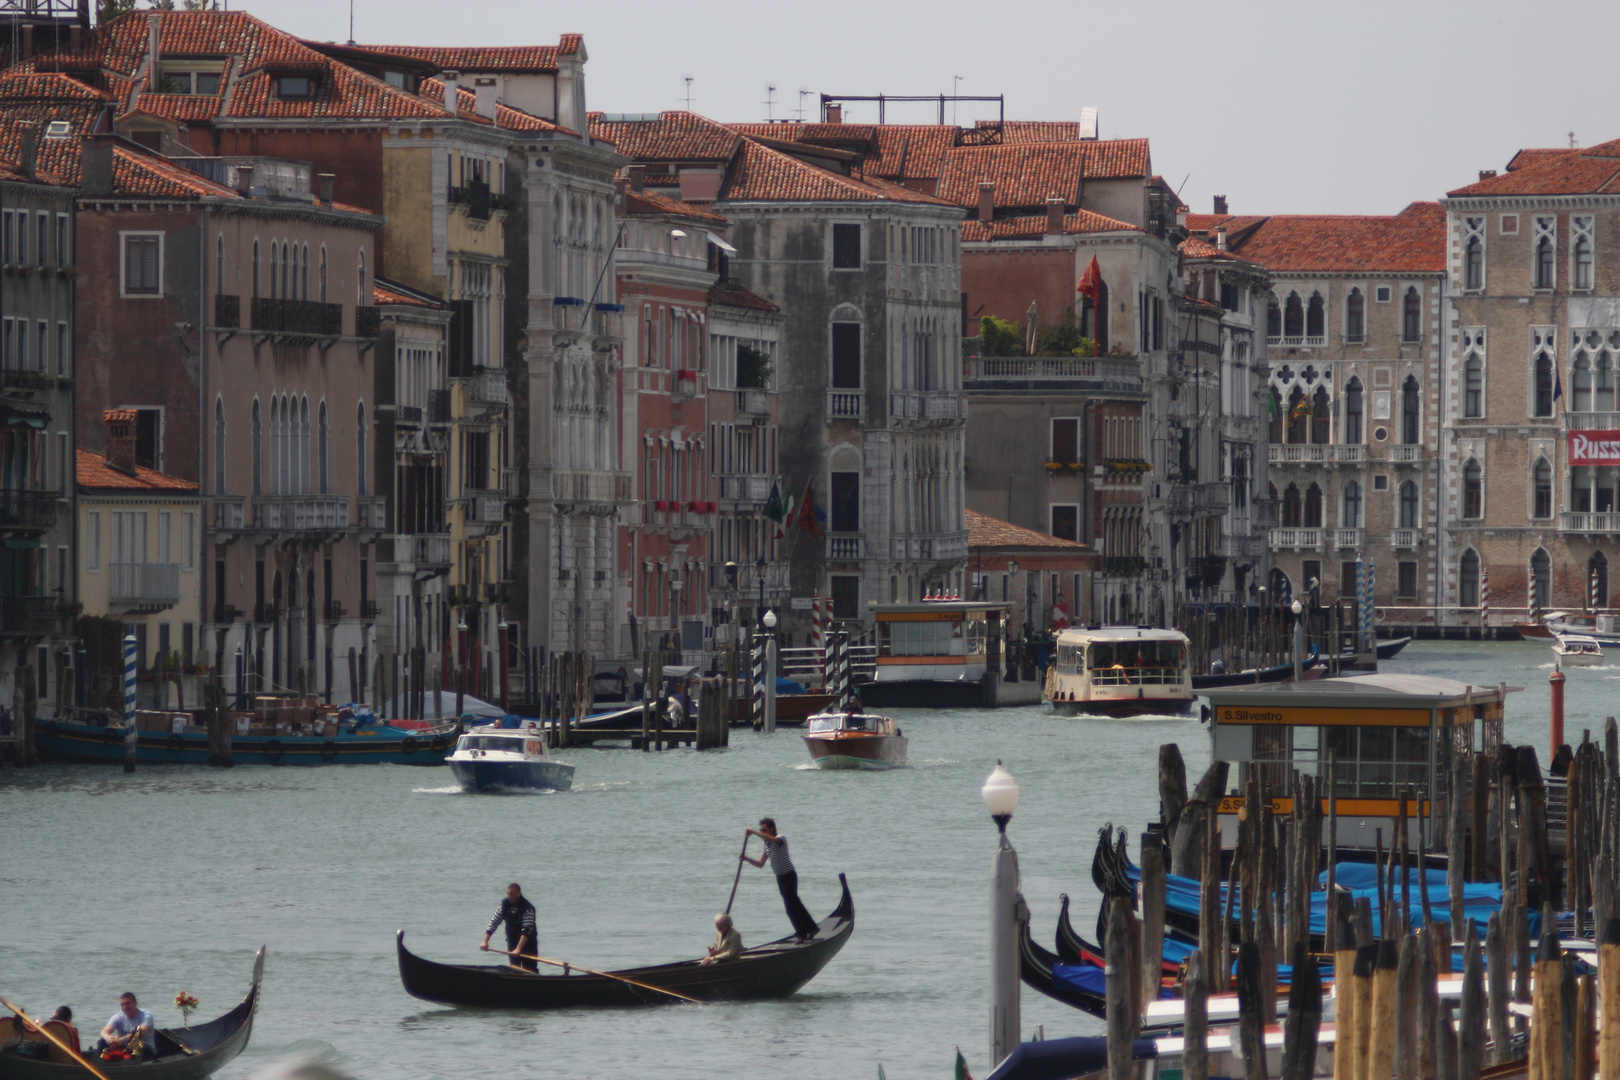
[
  {"x1": 801, "y1": 709, "x2": 908, "y2": 770},
  {"x1": 1552, "y1": 633, "x2": 1604, "y2": 667},
  {"x1": 447, "y1": 721, "x2": 575, "y2": 792},
  {"x1": 860, "y1": 601, "x2": 1039, "y2": 708},
  {"x1": 1043, "y1": 626, "x2": 1195, "y2": 717}
]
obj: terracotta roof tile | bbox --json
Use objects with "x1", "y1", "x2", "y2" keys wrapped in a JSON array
[
  {"x1": 1188, "y1": 203, "x2": 1445, "y2": 275},
  {"x1": 726, "y1": 122, "x2": 960, "y2": 184},
  {"x1": 1448, "y1": 140, "x2": 1620, "y2": 197},
  {"x1": 960, "y1": 208, "x2": 1139, "y2": 241},
  {"x1": 373, "y1": 281, "x2": 435, "y2": 307},
  {"x1": 622, "y1": 186, "x2": 726, "y2": 223},
  {"x1": 723, "y1": 137, "x2": 957, "y2": 206},
  {"x1": 707, "y1": 279, "x2": 778, "y2": 312},
  {"x1": 589, "y1": 110, "x2": 742, "y2": 162},
  {"x1": 1505, "y1": 147, "x2": 1575, "y2": 172},
  {"x1": 966, "y1": 508, "x2": 1090, "y2": 551},
  {"x1": 356, "y1": 44, "x2": 564, "y2": 74},
  {"x1": 77, "y1": 447, "x2": 198, "y2": 491},
  {"x1": 936, "y1": 140, "x2": 1149, "y2": 211}
]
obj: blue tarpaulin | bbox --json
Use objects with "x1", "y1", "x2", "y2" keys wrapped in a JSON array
[{"x1": 985, "y1": 1036, "x2": 1157, "y2": 1080}]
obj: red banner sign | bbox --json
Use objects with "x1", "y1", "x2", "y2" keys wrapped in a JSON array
[{"x1": 1570, "y1": 431, "x2": 1620, "y2": 466}]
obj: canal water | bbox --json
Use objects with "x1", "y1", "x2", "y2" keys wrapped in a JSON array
[{"x1": 0, "y1": 638, "x2": 1610, "y2": 1080}]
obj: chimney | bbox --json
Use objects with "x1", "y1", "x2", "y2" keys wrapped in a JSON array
[
  {"x1": 1045, "y1": 196, "x2": 1064, "y2": 236},
  {"x1": 1215, "y1": 226, "x2": 1227, "y2": 251},
  {"x1": 104, "y1": 409, "x2": 137, "y2": 475},
  {"x1": 977, "y1": 181, "x2": 994, "y2": 223},
  {"x1": 474, "y1": 77, "x2": 497, "y2": 121},
  {"x1": 1479, "y1": 169, "x2": 1497, "y2": 181},
  {"x1": 441, "y1": 70, "x2": 459, "y2": 115},
  {"x1": 70, "y1": 25, "x2": 81, "y2": 52},
  {"x1": 1212, "y1": 194, "x2": 1228, "y2": 216},
  {"x1": 233, "y1": 162, "x2": 254, "y2": 197},
  {"x1": 145, "y1": 13, "x2": 160, "y2": 90},
  {"x1": 628, "y1": 164, "x2": 645, "y2": 193},
  {"x1": 614, "y1": 176, "x2": 628, "y2": 213},
  {"x1": 19, "y1": 124, "x2": 37, "y2": 181},
  {"x1": 824, "y1": 102, "x2": 842, "y2": 124},
  {"x1": 81, "y1": 138, "x2": 113, "y2": 196},
  {"x1": 21, "y1": 25, "x2": 32, "y2": 60},
  {"x1": 317, "y1": 172, "x2": 335, "y2": 206}
]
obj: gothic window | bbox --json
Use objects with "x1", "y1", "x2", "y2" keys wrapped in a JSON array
[
  {"x1": 1573, "y1": 354, "x2": 1593, "y2": 412},
  {"x1": 1345, "y1": 288, "x2": 1365, "y2": 342},
  {"x1": 1342, "y1": 480, "x2": 1362, "y2": 529},
  {"x1": 1287, "y1": 386, "x2": 1309, "y2": 445},
  {"x1": 1463, "y1": 216, "x2": 1485, "y2": 292},
  {"x1": 1533, "y1": 458, "x2": 1553, "y2": 519},
  {"x1": 1401, "y1": 375, "x2": 1420, "y2": 443},
  {"x1": 251, "y1": 239, "x2": 260, "y2": 299},
  {"x1": 1533, "y1": 215, "x2": 1556, "y2": 290},
  {"x1": 1282, "y1": 483, "x2": 1302, "y2": 527},
  {"x1": 269, "y1": 242, "x2": 278, "y2": 300},
  {"x1": 1463, "y1": 355, "x2": 1484, "y2": 418},
  {"x1": 251, "y1": 398, "x2": 262, "y2": 496},
  {"x1": 1306, "y1": 292, "x2": 1325, "y2": 340},
  {"x1": 1311, "y1": 386, "x2": 1330, "y2": 444},
  {"x1": 1533, "y1": 351, "x2": 1555, "y2": 418},
  {"x1": 1304, "y1": 483, "x2": 1323, "y2": 527},
  {"x1": 1343, "y1": 377, "x2": 1364, "y2": 443},
  {"x1": 1573, "y1": 215, "x2": 1595, "y2": 291},
  {"x1": 1398, "y1": 480, "x2": 1418, "y2": 528},
  {"x1": 1459, "y1": 549, "x2": 1480, "y2": 607},
  {"x1": 1462, "y1": 459, "x2": 1483, "y2": 519},
  {"x1": 1284, "y1": 292, "x2": 1304, "y2": 338},
  {"x1": 1267, "y1": 293, "x2": 1281, "y2": 338},
  {"x1": 1402, "y1": 287, "x2": 1421, "y2": 342}
]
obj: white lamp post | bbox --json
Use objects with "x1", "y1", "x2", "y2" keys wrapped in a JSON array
[
  {"x1": 762, "y1": 609, "x2": 778, "y2": 733},
  {"x1": 1291, "y1": 598, "x2": 1305, "y2": 682},
  {"x1": 983, "y1": 761, "x2": 1023, "y2": 1067}
]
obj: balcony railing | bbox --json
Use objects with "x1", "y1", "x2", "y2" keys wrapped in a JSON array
[
  {"x1": 428, "y1": 389, "x2": 452, "y2": 425},
  {"x1": 354, "y1": 305, "x2": 381, "y2": 340},
  {"x1": 464, "y1": 368, "x2": 507, "y2": 411},
  {"x1": 890, "y1": 531, "x2": 969, "y2": 562},
  {"x1": 253, "y1": 494, "x2": 350, "y2": 532},
  {"x1": 355, "y1": 495, "x2": 387, "y2": 532},
  {"x1": 213, "y1": 602, "x2": 243, "y2": 623},
  {"x1": 827, "y1": 534, "x2": 862, "y2": 560},
  {"x1": 720, "y1": 475, "x2": 772, "y2": 502},
  {"x1": 450, "y1": 180, "x2": 490, "y2": 222},
  {"x1": 214, "y1": 293, "x2": 240, "y2": 330},
  {"x1": 735, "y1": 389, "x2": 770, "y2": 419},
  {"x1": 213, "y1": 495, "x2": 245, "y2": 533},
  {"x1": 1101, "y1": 556, "x2": 1145, "y2": 576},
  {"x1": 591, "y1": 305, "x2": 624, "y2": 343},
  {"x1": 361, "y1": 599, "x2": 381, "y2": 622},
  {"x1": 411, "y1": 533, "x2": 452, "y2": 567},
  {"x1": 253, "y1": 602, "x2": 278, "y2": 623},
  {"x1": 1389, "y1": 445, "x2": 1424, "y2": 464},
  {"x1": 1391, "y1": 528, "x2": 1421, "y2": 549},
  {"x1": 552, "y1": 469, "x2": 633, "y2": 509},
  {"x1": 1269, "y1": 527, "x2": 1323, "y2": 549},
  {"x1": 891, "y1": 390, "x2": 966, "y2": 422},
  {"x1": 0, "y1": 489, "x2": 57, "y2": 532},
  {"x1": 250, "y1": 297, "x2": 343, "y2": 339},
  {"x1": 1267, "y1": 334, "x2": 1328, "y2": 348},
  {"x1": 323, "y1": 601, "x2": 347, "y2": 622},
  {"x1": 1331, "y1": 445, "x2": 1367, "y2": 464},
  {"x1": 465, "y1": 490, "x2": 505, "y2": 525},
  {"x1": 0, "y1": 595, "x2": 62, "y2": 636},
  {"x1": 827, "y1": 390, "x2": 863, "y2": 421},
  {"x1": 1334, "y1": 527, "x2": 1364, "y2": 549},
  {"x1": 964, "y1": 355, "x2": 1142, "y2": 391},
  {"x1": 110, "y1": 562, "x2": 181, "y2": 610},
  {"x1": 1269, "y1": 444, "x2": 1327, "y2": 465},
  {"x1": 395, "y1": 404, "x2": 423, "y2": 426},
  {"x1": 1560, "y1": 512, "x2": 1620, "y2": 534}
]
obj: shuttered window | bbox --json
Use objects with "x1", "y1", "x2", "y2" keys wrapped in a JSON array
[{"x1": 124, "y1": 234, "x2": 161, "y2": 295}]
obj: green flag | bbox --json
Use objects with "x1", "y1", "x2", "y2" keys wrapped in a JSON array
[
  {"x1": 954, "y1": 1047, "x2": 973, "y2": 1080},
  {"x1": 765, "y1": 480, "x2": 785, "y2": 523}
]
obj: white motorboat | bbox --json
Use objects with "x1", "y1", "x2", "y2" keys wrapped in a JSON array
[
  {"x1": 447, "y1": 721, "x2": 576, "y2": 792},
  {"x1": 1552, "y1": 634, "x2": 1604, "y2": 667}
]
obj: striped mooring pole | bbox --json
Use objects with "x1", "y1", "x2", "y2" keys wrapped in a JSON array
[
  {"x1": 837, "y1": 630, "x2": 854, "y2": 710},
  {"x1": 122, "y1": 632, "x2": 139, "y2": 773},
  {"x1": 812, "y1": 595, "x2": 826, "y2": 690},
  {"x1": 751, "y1": 630, "x2": 766, "y2": 730}
]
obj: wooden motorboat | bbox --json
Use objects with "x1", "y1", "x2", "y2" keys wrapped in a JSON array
[
  {"x1": 1514, "y1": 619, "x2": 1555, "y2": 639},
  {"x1": 728, "y1": 692, "x2": 837, "y2": 727},
  {"x1": 1552, "y1": 634, "x2": 1604, "y2": 667},
  {"x1": 801, "y1": 710, "x2": 907, "y2": 770},
  {"x1": 0, "y1": 948, "x2": 262, "y2": 1080},
  {"x1": 447, "y1": 721, "x2": 575, "y2": 792},
  {"x1": 397, "y1": 875, "x2": 853, "y2": 1008}
]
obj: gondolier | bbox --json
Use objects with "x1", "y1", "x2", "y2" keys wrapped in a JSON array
[
  {"x1": 481, "y1": 883, "x2": 538, "y2": 971},
  {"x1": 742, "y1": 818, "x2": 820, "y2": 941}
]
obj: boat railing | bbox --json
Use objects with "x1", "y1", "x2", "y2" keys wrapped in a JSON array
[{"x1": 1089, "y1": 665, "x2": 1184, "y2": 687}]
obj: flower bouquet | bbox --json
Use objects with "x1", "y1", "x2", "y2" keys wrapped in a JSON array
[{"x1": 173, "y1": 992, "x2": 200, "y2": 1028}]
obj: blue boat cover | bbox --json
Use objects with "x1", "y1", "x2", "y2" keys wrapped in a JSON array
[
  {"x1": 985, "y1": 1036, "x2": 1157, "y2": 1080},
  {"x1": 1053, "y1": 964, "x2": 1171, "y2": 1000},
  {"x1": 777, "y1": 676, "x2": 807, "y2": 695}
]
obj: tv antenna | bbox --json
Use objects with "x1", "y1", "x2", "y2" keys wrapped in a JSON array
[
  {"x1": 682, "y1": 74, "x2": 694, "y2": 111},
  {"x1": 953, "y1": 76, "x2": 962, "y2": 124},
  {"x1": 762, "y1": 83, "x2": 776, "y2": 121},
  {"x1": 796, "y1": 87, "x2": 811, "y2": 121},
  {"x1": 347, "y1": 0, "x2": 355, "y2": 45}
]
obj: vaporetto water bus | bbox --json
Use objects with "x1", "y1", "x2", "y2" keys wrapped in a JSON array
[{"x1": 1043, "y1": 626, "x2": 1195, "y2": 717}]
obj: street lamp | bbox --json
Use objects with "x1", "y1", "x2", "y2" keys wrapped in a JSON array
[
  {"x1": 756, "y1": 556, "x2": 768, "y2": 629},
  {"x1": 1291, "y1": 598, "x2": 1304, "y2": 683},
  {"x1": 982, "y1": 760, "x2": 1023, "y2": 1067},
  {"x1": 762, "y1": 609, "x2": 778, "y2": 630},
  {"x1": 761, "y1": 608, "x2": 779, "y2": 732}
]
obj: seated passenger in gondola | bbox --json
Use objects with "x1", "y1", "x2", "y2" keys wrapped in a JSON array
[
  {"x1": 701, "y1": 913, "x2": 743, "y2": 964},
  {"x1": 46, "y1": 1007, "x2": 79, "y2": 1055},
  {"x1": 95, "y1": 994, "x2": 154, "y2": 1060}
]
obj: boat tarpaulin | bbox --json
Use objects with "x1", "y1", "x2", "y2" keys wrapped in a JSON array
[{"x1": 985, "y1": 1035, "x2": 1156, "y2": 1080}]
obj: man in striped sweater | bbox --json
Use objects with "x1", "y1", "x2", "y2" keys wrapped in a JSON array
[{"x1": 480, "y1": 883, "x2": 538, "y2": 971}]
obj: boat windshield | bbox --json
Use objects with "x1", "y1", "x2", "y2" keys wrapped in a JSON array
[
  {"x1": 807, "y1": 714, "x2": 877, "y2": 733},
  {"x1": 457, "y1": 735, "x2": 531, "y2": 752}
]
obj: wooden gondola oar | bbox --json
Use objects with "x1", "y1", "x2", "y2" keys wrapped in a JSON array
[
  {"x1": 724, "y1": 834, "x2": 752, "y2": 916},
  {"x1": 502, "y1": 950, "x2": 701, "y2": 1003},
  {"x1": 0, "y1": 995, "x2": 114, "y2": 1080}
]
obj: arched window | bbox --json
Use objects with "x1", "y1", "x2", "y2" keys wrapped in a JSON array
[
  {"x1": 357, "y1": 250, "x2": 368, "y2": 307},
  {"x1": 1268, "y1": 387, "x2": 1284, "y2": 444},
  {"x1": 1463, "y1": 459, "x2": 1483, "y2": 518},
  {"x1": 1401, "y1": 375, "x2": 1420, "y2": 444},
  {"x1": 1398, "y1": 481, "x2": 1418, "y2": 528},
  {"x1": 1282, "y1": 483, "x2": 1302, "y2": 527},
  {"x1": 1531, "y1": 549, "x2": 1552, "y2": 611},
  {"x1": 1266, "y1": 293, "x2": 1281, "y2": 338},
  {"x1": 356, "y1": 402, "x2": 368, "y2": 497},
  {"x1": 301, "y1": 243, "x2": 310, "y2": 301},
  {"x1": 279, "y1": 241, "x2": 289, "y2": 300},
  {"x1": 1459, "y1": 549, "x2": 1480, "y2": 607},
  {"x1": 269, "y1": 242, "x2": 278, "y2": 300},
  {"x1": 252, "y1": 239, "x2": 260, "y2": 299},
  {"x1": 1287, "y1": 386, "x2": 1308, "y2": 445},
  {"x1": 1533, "y1": 459, "x2": 1552, "y2": 518},
  {"x1": 1465, "y1": 236, "x2": 1483, "y2": 291},
  {"x1": 1342, "y1": 480, "x2": 1362, "y2": 529},
  {"x1": 1343, "y1": 377, "x2": 1364, "y2": 443},
  {"x1": 1311, "y1": 386, "x2": 1330, "y2": 444},
  {"x1": 216, "y1": 234, "x2": 226, "y2": 296},
  {"x1": 251, "y1": 398, "x2": 262, "y2": 496},
  {"x1": 1575, "y1": 234, "x2": 1594, "y2": 290},
  {"x1": 214, "y1": 396, "x2": 226, "y2": 493},
  {"x1": 299, "y1": 396, "x2": 310, "y2": 495},
  {"x1": 1535, "y1": 234, "x2": 1555, "y2": 289},
  {"x1": 1573, "y1": 354, "x2": 1592, "y2": 412},
  {"x1": 318, "y1": 401, "x2": 329, "y2": 495},
  {"x1": 1284, "y1": 292, "x2": 1304, "y2": 338},
  {"x1": 1591, "y1": 551, "x2": 1609, "y2": 609},
  {"x1": 1345, "y1": 288, "x2": 1365, "y2": 342},
  {"x1": 1533, "y1": 352, "x2": 1555, "y2": 417},
  {"x1": 1306, "y1": 292, "x2": 1325, "y2": 339},
  {"x1": 1402, "y1": 287, "x2": 1421, "y2": 342},
  {"x1": 1463, "y1": 355, "x2": 1484, "y2": 418},
  {"x1": 1304, "y1": 482, "x2": 1323, "y2": 527},
  {"x1": 1598, "y1": 351, "x2": 1615, "y2": 412},
  {"x1": 319, "y1": 246, "x2": 328, "y2": 304}
]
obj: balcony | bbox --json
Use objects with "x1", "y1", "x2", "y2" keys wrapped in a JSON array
[
  {"x1": 1331, "y1": 445, "x2": 1367, "y2": 464},
  {"x1": 734, "y1": 389, "x2": 770, "y2": 422},
  {"x1": 463, "y1": 367, "x2": 508, "y2": 413},
  {"x1": 1391, "y1": 528, "x2": 1421, "y2": 549},
  {"x1": 1560, "y1": 512, "x2": 1620, "y2": 535},
  {"x1": 552, "y1": 469, "x2": 633, "y2": 514},
  {"x1": 890, "y1": 390, "x2": 966, "y2": 424},
  {"x1": 213, "y1": 603, "x2": 243, "y2": 623},
  {"x1": 214, "y1": 293, "x2": 240, "y2": 331},
  {"x1": 826, "y1": 390, "x2": 864, "y2": 421},
  {"x1": 213, "y1": 495, "x2": 245, "y2": 535},
  {"x1": 0, "y1": 595, "x2": 62, "y2": 637},
  {"x1": 1334, "y1": 527, "x2": 1364, "y2": 549},
  {"x1": 464, "y1": 490, "x2": 506, "y2": 529},
  {"x1": 889, "y1": 531, "x2": 969, "y2": 563},
  {"x1": 360, "y1": 600, "x2": 381, "y2": 622},
  {"x1": 720, "y1": 475, "x2": 772, "y2": 503},
  {"x1": 1, "y1": 368, "x2": 56, "y2": 391},
  {"x1": 591, "y1": 304, "x2": 624, "y2": 344},
  {"x1": 827, "y1": 534, "x2": 862, "y2": 560},
  {"x1": 964, "y1": 355, "x2": 1142, "y2": 393},
  {"x1": 0, "y1": 489, "x2": 57, "y2": 532},
  {"x1": 1267, "y1": 334, "x2": 1328, "y2": 349},
  {"x1": 1269, "y1": 444, "x2": 1327, "y2": 466},
  {"x1": 1101, "y1": 556, "x2": 1145, "y2": 576},
  {"x1": 253, "y1": 602, "x2": 278, "y2": 623},
  {"x1": 110, "y1": 562, "x2": 181, "y2": 612},
  {"x1": 354, "y1": 305, "x2": 381, "y2": 340},
  {"x1": 1389, "y1": 445, "x2": 1424, "y2": 465},
  {"x1": 355, "y1": 495, "x2": 387, "y2": 534},
  {"x1": 395, "y1": 404, "x2": 423, "y2": 427},
  {"x1": 1269, "y1": 527, "x2": 1323, "y2": 549},
  {"x1": 323, "y1": 601, "x2": 347, "y2": 622},
  {"x1": 450, "y1": 180, "x2": 490, "y2": 222},
  {"x1": 1222, "y1": 414, "x2": 1261, "y2": 441},
  {"x1": 250, "y1": 298, "x2": 343, "y2": 342},
  {"x1": 253, "y1": 494, "x2": 351, "y2": 534},
  {"x1": 411, "y1": 533, "x2": 452, "y2": 569}
]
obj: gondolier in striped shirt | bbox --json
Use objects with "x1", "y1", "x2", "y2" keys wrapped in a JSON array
[
  {"x1": 742, "y1": 818, "x2": 820, "y2": 941},
  {"x1": 481, "y1": 883, "x2": 539, "y2": 971}
]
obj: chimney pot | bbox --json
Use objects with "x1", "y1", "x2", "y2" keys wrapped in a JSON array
[
  {"x1": 145, "y1": 13, "x2": 160, "y2": 90},
  {"x1": 1045, "y1": 196, "x2": 1064, "y2": 236},
  {"x1": 977, "y1": 181, "x2": 994, "y2": 223},
  {"x1": 441, "y1": 69, "x2": 459, "y2": 116},
  {"x1": 19, "y1": 124, "x2": 38, "y2": 181},
  {"x1": 824, "y1": 102, "x2": 842, "y2": 124},
  {"x1": 103, "y1": 410, "x2": 137, "y2": 475},
  {"x1": 1479, "y1": 169, "x2": 1497, "y2": 181},
  {"x1": 1212, "y1": 194, "x2": 1228, "y2": 216},
  {"x1": 474, "y1": 77, "x2": 497, "y2": 122},
  {"x1": 81, "y1": 138, "x2": 113, "y2": 196},
  {"x1": 628, "y1": 164, "x2": 645, "y2": 193},
  {"x1": 317, "y1": 172, "x2": 335, "y2": 206}
]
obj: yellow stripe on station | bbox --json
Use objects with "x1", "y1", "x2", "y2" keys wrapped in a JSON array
[{"x1": 1215, "y1": 705, "x2": 1431, "y2": 728}]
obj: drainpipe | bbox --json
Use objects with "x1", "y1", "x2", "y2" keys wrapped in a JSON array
[{"x1": 1434, "y1": 275, "x2": 1448, "y2": 632}]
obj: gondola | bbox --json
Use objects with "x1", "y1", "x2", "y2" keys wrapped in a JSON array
[
  {"x1": 397, "y1": 875, "x2": 854, "y2": 1008},
  {"x1": 1376, "y1": 635, "x2": 1411, "y2": 660},
  {"x1": 1018, "y1": 916, "x2": 1106, "y2": 1019},
  {"x1": 1055, "y1": 894, "x2": 1180, "y2": 977},
  {"x1": 1190, "y1": 646, "x2": 1322, "y2": 689},
  {"x1": 0, "y1": 947, "x2": 262, "y2": 1080}
]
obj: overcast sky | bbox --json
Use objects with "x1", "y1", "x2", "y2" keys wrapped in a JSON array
[{"x1": 263, "y1": 0, "x2": 1620, "y2": 217}]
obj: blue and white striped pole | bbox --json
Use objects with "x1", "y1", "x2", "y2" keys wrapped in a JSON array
[{"x1": 122, "y1": 632, "x2": 138, "y2": 771}]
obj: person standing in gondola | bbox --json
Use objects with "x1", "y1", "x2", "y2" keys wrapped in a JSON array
[
  {"x1": 480, "y1": 882, "x2": 538, "y2": 972},
  {"x1": 742, "y1": 818, "x2": 819, "y2": 941}
]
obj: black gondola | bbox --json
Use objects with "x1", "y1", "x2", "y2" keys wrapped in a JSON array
[
  {"x1": 1376, "y1": 636, "x2": 1411, "y2": 660},
  {"x1": 397, "y1": 875, "x2": 854, "y2": 1008},
  {"x1": 1191, "y1": 646, "x2": 1323, "y2": 689},
  {"x1": 0, "y1": 948, "x2": 262, "y2": 1080},
  {"x1": 1055, "y1": 894, "x2": 1180, "y2": 977},
  {"x1": 1018, "y1": 916, "x2": 1105, "y2": 1019}
]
